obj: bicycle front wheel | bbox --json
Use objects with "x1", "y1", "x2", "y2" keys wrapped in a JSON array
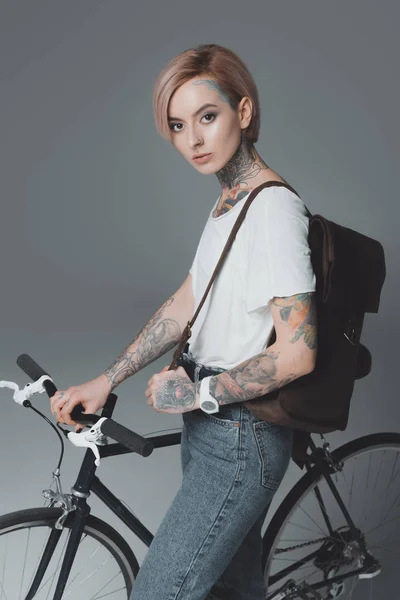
[
  {"x1": 0, "y1": 507, "x2": 139, "y2": 599},
  {"x1": 262, "y1": 432, "x2": 400, "y2": 600}
]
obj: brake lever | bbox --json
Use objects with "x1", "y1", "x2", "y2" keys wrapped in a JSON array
[
  {"x1": 67, "y1": 417, "x2": 108, "y2": 466},
  {"x1": 0, "y1": 375, "x2": 54, "y2": 405}
]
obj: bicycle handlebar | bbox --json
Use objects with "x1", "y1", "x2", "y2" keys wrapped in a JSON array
[{"x1": 16, "y1": 353, "x2": 154, "y2": 458}]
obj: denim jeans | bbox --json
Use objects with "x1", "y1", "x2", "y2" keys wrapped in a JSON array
[{"x1": 130, "y1": 347, "x2": 293, "y2": 600}]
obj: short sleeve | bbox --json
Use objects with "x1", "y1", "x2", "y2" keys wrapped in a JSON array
[
  {"x1": 245, "y1": 188, "x2": 316, "y2": 313},
  {"x1": 189, "y1": 255, "x2": 195, "y2": 276}
]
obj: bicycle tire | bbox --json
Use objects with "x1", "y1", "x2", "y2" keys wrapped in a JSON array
[
  {"x1": 0, "y1": 506, "x2": 139, "y2": 599},
  {"x1": 262, "y1": 432, "x2": 400, "y2": 599}
]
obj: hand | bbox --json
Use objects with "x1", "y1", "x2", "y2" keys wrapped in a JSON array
[
  {"x1": 50, "y1": 374, "x2": 112, "y2": 432},
  {"x1": 145, "y1": 365, "x2": 200, "y2": 414}
]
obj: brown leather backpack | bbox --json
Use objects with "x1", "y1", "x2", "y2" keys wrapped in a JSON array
[{"x1": 170, "y1": 181, "x2": 386, "y2": 458}]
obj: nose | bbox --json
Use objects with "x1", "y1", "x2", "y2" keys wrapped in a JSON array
[{"x1": 188, "y1": 126, "x2": 203, "y2": 150}]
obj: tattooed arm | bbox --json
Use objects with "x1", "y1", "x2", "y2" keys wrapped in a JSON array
[
  {"x1": 102, "y1": 274, "x2": 195, "y2": 391},
  {"x1": 208, "y1": 292, "x2": 318, "y2": 406}
]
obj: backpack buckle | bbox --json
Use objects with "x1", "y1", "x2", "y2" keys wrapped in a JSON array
[{"x1": 344, "y1": 319, "x2": 358, "y2": 346}]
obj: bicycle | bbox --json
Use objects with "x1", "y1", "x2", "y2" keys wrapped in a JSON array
[{"x1": 0, "y1": 352, "x2": 398, "y2": 599}]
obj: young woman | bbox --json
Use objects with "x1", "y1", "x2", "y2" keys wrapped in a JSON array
[{"x1": 50, "y1": 43, "x2": 317, "y2": 599}]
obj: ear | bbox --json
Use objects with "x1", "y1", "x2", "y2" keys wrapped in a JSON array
[{"x1": 238, "y1": 96, "x2": 253, "y2": 130}]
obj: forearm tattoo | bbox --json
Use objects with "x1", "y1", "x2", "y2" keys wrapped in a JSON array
[
  {"x1": 103, "y1": 297, "x2": 181, "y2": 390},
  {"x1": 208, "y1": 349, "x2": 299, "y2": 406}
]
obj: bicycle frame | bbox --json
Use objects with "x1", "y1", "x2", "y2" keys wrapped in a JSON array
[{"x1": 26, "y1": 392, "x2": 376, "y2": 600}]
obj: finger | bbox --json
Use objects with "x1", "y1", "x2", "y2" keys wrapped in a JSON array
[
  {"x1": 60, "y1": 398, "x2": 79, "y2": 426},
  {"x1": 52, "y1": 399, "x2": 66, "y2": 422},
  {"x1": 51, "y1": 392, "x2": 70, "y2": 419},
  {"x1": 50, "y1": 390, "x2": 64, "y2": 413},
  {"x1": 52, "y1": 396, "x2": 67, "y2": 411}
]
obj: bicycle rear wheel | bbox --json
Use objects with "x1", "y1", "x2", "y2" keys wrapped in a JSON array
[
  {"x1": 0, "y1": 507, "x2": 139, "y2": 599},
  {"x1": 262, "y1": 433, "x2": 400, "y2": 599}
]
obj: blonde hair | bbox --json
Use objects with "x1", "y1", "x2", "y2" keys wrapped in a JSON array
[{"x1": 152, "y1": 43, "x2": 261, "y2": 145}]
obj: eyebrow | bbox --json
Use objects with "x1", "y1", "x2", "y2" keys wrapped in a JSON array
[{"x1": 167, "y1": 103, "x2": 219, "y2": 123}]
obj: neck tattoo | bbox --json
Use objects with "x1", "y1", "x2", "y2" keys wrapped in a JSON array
[{"x1": 214, "y1": 137, "x2": 270, "y2": 217}]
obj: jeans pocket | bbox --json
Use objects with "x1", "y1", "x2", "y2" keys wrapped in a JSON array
[
  {"x1": 205, "y1": 413, "x2": 241, "y2": 428},
  {"x1": 253, "y1": 421, "x2": 293, "y2": 490}
]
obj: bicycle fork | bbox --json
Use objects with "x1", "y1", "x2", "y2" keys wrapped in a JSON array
[
  {"x1": 24, "y1": 498, "x2": 90, "y2": 600},
  {"x1": 25, "y1": 446, "x2": 96, "y2": 600}
]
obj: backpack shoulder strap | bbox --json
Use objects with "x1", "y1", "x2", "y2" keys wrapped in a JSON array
[{"x1": 171, "y1": 181, "x2": 309, "y2": 365}]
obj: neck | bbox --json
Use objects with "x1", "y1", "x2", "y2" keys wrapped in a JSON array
[{"x1": 216, "y1": 135, "x2": 270, "y2": 197}]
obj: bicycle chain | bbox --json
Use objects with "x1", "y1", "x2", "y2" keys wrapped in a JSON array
[
  {"x1": 276, "y1": 535, "x2": 331, "y2": 554},
  {"x1": 276, "y1": 525, "x2": 351, "y2": 555}
]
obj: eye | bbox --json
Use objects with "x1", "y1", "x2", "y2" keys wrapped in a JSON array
[
  {"x1": 169, "y1": 113, "x2": 217, "y2": 133},
  {"x1": 169, "y1": 122, "x2": 183, "y2": 133},
  {"x1": 201, "y1": 112, "x2": 216, "y2": 123}
]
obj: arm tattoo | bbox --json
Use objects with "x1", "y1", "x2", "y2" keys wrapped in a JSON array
[
  {"x1": 207, "y1": 293, "x2": 317, "y2": 406},
  {"x1": 209, "y1": 349, "x2": 298, "y2": 406},
  {"x1": 103, "y1": 297, "x2": 181, "y2": 390},
  {"x1": 272, "y1": 293, "x2": 317, "y2": 350},
  {"x1": 208, "y1": 293, "x2": 317, "y2": 406}
]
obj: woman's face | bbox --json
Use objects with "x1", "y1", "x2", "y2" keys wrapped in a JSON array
[{"x1": 167, "y1": 77, "x2": 251, "y2": 174}]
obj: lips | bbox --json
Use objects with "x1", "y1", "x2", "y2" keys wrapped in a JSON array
[{"x1": 193, "y1": 153, "x2": 211, "y2": 159}]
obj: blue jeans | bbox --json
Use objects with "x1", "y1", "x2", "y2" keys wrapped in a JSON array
[{"x1": 130, "y1": 348, "x2": 293, "y2": 600}]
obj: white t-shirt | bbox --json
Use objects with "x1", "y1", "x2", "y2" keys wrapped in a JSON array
[{"x1": 188, "y1": 185, "x2": 316, "y2": 369}]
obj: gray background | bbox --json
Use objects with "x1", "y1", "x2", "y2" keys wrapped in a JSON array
[{"x1": 0, "y1": 0, "x2": 398, "y2": 569}]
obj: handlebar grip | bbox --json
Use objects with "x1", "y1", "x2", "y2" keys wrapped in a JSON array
[
  {"x1": 101, "y1": 418, "x2": 154, "y2": 457},
  {"x1": 16, "y1": 354, "x2": 57, "y2": 396},
  {"x1": 17, "y1": 354, "x2": 50, "y2": 380},
  {"x1": 71, "y1": 405, "x2": 154, "y2": 457}
]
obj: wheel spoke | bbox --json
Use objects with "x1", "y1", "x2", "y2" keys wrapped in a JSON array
[
  {"x1": 64, "y1": 554, "x2": 114, "y2": 597},
  {"x1": 93, "y1": 584, "x2": 126, "y2": 599},
  {"x1": 1, "y1": 534, "x2": 9, "y2": 600},
  {"x1": 90, "y1": 572, "x2": 123, "y2": 599}
]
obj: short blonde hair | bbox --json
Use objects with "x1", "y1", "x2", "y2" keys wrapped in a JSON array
[{"x1": 152, "y1": 43, "x2": 261, "y2": 144}]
